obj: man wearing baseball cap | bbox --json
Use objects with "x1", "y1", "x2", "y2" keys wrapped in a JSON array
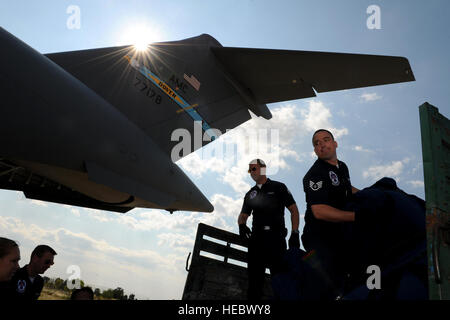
[{"x1": 238, "y1": 159, "x2": 300, "y2": 300}]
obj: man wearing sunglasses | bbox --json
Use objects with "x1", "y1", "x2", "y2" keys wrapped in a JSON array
[
  {"x1": 238, "y1": 159, "x2": 300, "y2": 300},
  {"x1": 11, "y1": 244, "x2": 57, "y2": 300}
]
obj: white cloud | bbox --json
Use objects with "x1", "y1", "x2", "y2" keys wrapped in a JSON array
[
  {"x1": 80, "y1": 208, "x2": 117, "y2": 223},
  {"x1": 360, "y1": 92, "x2": 382, "y2": 102},
  {"x1": 116, "y1": 209, "x2": 190, "y2": 232},
  {"x1": 71, "y1": 208, "x2": 80, "y2": 217},
  {"x1": 300, "y1": 100, "x2": 348, "y2": 139},
  {"x1": 301, "y1": 100, "x2": 332, "y2": 132},
  {"x1": 30, "y1": 200, "x2": 48, "y2": 207},
  {"x1": 178, "y1": 151, "x2": 227, "y2": 179},
  {"x1": 407, "y1": 180, "x2": 424, "y2": 188},
  {"x1": 113, "y1": 203, "x2": 234, "y2": 236},
  {"x1": 210, "y1": 194, "x2": 243, "y2": 220},
  {"x1": 332, "y1": 128, "x2": 349, "y2": 139},
  {"x1": 179, "y1": 101, "x2": 349, "y2": 200},
  {"x1": 0, "y1": 216, "x2": 173, "y2": 271},
  {"x1": 353, "y1": 145, "x2": 372, "y2": 153},
  {"x1": 363, "y1": 158, "x2": 410, "y2": 181},
  {"x1": 411, "y1": 162, "x2": 423, "y2": 175},
  {"x1": 0, "y1": 215, "x2": 185, "y2": 299},
  {"x1": 113, "y1": 193, "x2": 241, "y2": 238},
  {"x1": 157, "y1": 233, "x2": 194, "y2": 252},
  {"x1": 0, "y1": 216, "x2": 47, "y2": 244},
  {"x1": 221, "y1": 165, "x2": 251, "y2": 195},
  {"x1": 179, "y1": 104, "x2": 305, "y2": 196},
  {"x1": 209, "y1": 194, "x2": 244, "y2": 232}
]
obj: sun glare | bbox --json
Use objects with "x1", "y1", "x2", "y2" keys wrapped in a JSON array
[
  {"x1": 134, "y1": 38, "x2": 149, "y2": 51},
  {"x1": 120, "y1": 23, "x2": 162, "y2": 51}
]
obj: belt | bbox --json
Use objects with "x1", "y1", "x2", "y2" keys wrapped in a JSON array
[
  {"x1": 253, "y1": 225, "x2": 288, "y2": 237},
  {"x1": 254, "y1": 225, "x2": 284, "y2": 232}
]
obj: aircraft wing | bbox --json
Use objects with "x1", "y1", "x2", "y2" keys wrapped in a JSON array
[
  {"x1": 211, "y1": 47, "x2": 415, "y2": 104},
  {"x1": 0, "y1": 160, "x2": 132, "y2": 213}
]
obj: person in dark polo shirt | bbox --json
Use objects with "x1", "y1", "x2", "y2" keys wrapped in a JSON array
[
  {"x1": 11, "y1": 244, "x2": 56, "y2": 301},
  {"x1": 0, "y1": 237, "x2": 21, "y2": 300},
  {"x1": 302, "y1": 129, "x2": 359, "y2": 299},
  {"x1": 238, "y1": 159, "x2": 300, "y2": 300}
]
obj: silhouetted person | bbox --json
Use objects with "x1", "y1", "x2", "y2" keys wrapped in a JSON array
[
  {"x1": 238, "y1": 159, "x2": 300, "y2": 300},
  {"x1": 0, "y1": 237, "x2": 21, "y2": 299},
  {"x1": 302, "y1": 129, "x2": 359, "y2": 299},
  {"x1": 11, "y1": 244, "x2": 56, "y2": 300},
  {"x1": 71, "y1": 287, "x2": 94, "y2": 300}
]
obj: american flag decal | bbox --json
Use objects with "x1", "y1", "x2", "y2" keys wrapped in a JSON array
[{"x1": 184, "y1": 74, "x2": 201, "y2": 91}]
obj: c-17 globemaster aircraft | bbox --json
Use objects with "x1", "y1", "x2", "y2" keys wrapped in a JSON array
[{"x1": 0, "y1": 27, "x2": 415, "y2": 214}]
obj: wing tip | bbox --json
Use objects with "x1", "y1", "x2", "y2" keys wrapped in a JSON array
[{"x1": 251, "y1": 104, "x2": 272, "y2": 119}]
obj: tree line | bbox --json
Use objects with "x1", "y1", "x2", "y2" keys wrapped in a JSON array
[{"x1": 43, "y1": 276, "x2": 136, "y2": 300}]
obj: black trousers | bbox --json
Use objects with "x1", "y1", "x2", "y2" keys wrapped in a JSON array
[
  {"x1": 247, "y1": 231, "x2": 287, "y2": 300},
  {"x1": 302, "y1": 240, "x2": 348, "y2": 300}
]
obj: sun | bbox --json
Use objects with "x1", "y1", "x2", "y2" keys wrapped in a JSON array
[{"x1": 120, "y1": 23, "x2": 162, "y2": 51}]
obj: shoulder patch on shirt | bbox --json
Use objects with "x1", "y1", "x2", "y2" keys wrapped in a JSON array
[
  {"x1": 249, "y1": 190, "x2": 258, "y2": 199},
  {"x1": 309, "y1": 180, "x2": 323, "y2": 191},
  {"x1": 16, "y1": 280, "x2": 26, "y2": 294},
  {"x1": 329, "y1": 171, "x2": 340, "y2": 186}
]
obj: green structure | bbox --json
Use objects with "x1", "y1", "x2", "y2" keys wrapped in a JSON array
[{"x1": 419, "y1": 102, "x2": 450, "y2": 299}]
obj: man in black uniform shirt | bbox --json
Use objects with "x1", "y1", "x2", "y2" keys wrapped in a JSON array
[
  {"x1": 11, "y1": 244, "x2": 57, "y2": 301},
  {"x1": 238, "y1": 159, "x2": 300, "y2": 300},
  {"x1": 0, "y1": 237, "x2": 21, "y2": 300},
  {"x1": 302, "y1": 129, "x2": 359, "y2": 299}
]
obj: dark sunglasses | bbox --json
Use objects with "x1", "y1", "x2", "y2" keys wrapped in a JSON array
[
  {"x1": 44, "y1": 259, "x2": 53, "y2": 265},
  {"x1": 248, "y1": 167, "x2": 258, "y2": 173}
]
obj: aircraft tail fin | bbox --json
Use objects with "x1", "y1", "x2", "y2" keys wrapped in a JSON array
[{"x1": 44, "y1": 35, "x2": 260, "y2": 159}]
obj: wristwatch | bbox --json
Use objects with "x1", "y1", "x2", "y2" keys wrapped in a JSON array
[{"x1": 292, "y1": 229, "x2": 300, "y2": 234}]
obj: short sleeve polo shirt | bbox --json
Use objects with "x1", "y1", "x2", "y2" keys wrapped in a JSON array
[
  {"x1": 301, "y1": 158, "x2": 353, "y2": 249},
  {"x1": 241, "y1": 178, "x2": 296, "y2": 230}
]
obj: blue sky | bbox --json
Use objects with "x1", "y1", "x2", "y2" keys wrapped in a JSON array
[{"x1": 1, "y1": 0, "x2": 449, "y2": 299}]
